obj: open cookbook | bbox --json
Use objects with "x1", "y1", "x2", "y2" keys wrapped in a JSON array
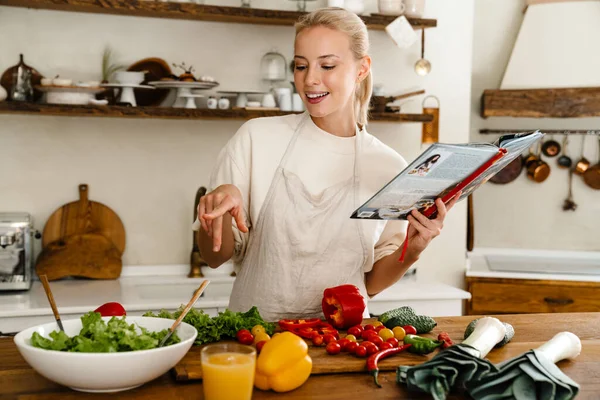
[{"x1": 351, "y1": 130, "x2": 544, "y2": 220}]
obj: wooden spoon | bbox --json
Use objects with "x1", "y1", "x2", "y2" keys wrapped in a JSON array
[
  {"x1": 159, "y1": 280, "x2": 209, "y2": 347},
  {"x1": 39, "y1": 274, "x2": 64, "y2": 332}
]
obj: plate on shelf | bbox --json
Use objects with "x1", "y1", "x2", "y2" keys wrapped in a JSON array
[
  {"x1": 128, "y1": 58, "x2": 173, "y2": 107},
  {"x1": 101, "y1": 83, "x2": 155, "y2": 89},
  {"x1": 35, "y1": 85, "x2": 105, "y2": 94},
  {"x1": 148, "y1": 81, "x2": 219, "y2": 90}
]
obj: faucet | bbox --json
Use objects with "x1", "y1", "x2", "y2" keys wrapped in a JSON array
[{"x1": 189, "y1": 186, "x2": 208, "y2": 278}]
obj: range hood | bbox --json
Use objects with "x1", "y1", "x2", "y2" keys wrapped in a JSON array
[{"x1": 481, "y1": 0, "x2": 600, "y2": 118}]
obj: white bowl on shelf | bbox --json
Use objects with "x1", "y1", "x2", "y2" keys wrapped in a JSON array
[
  {"x1": 14, "y1": 316, "x2": 197, "y2": 393},
  {"x1": 114, "y1": 71, "x2": 145, "y2": 85}
]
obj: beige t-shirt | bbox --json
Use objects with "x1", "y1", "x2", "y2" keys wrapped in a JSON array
[{"x1": 207, "y1": 112, "x2": 408, "y2": 270}]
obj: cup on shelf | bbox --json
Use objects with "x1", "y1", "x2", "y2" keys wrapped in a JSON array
[
  {"x1": 207, "y1": 96, "x2": 217, "y2": 109},
  {"x1": 261, "y1": 93, "x2": 276, "y2": 108},
  {"x1": 292, "y1": 93, "x2": 304, "y2": 112},
  {"x1": 404, "y1": 0, "x2": 426, "y2": 18},
  {"x1": 274, "y1": 87, "x2": 292, "y2": 111},
  {"x1": 218, "y1": 97, "x2": 230, "y2": 109}
]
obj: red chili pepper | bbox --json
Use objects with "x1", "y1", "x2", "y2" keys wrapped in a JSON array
[
  {"x1": 278, "y1": 318, "x2": 321, "y2": 331},
  {"x1": 321, "y1": 284, "x2": 366, "y2": 330},
  {"x1": 368, "y1": 344, "x2": 412, "y2": 387},
  {"x1": 438, "y1": 332, "x2": 454, "y2": 349}
]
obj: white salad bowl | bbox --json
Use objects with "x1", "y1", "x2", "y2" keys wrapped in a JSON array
[{"x1": 14, "y1": 316, "x2": 197, "y2": 393}]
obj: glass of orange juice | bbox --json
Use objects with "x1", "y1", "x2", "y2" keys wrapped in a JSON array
[{"x1": 201, "y1": 342, "x2": 256, "y2": 400}]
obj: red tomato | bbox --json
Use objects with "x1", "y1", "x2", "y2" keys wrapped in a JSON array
[
  {"x1": 361, "y1": 330, "x2": 378, "y2": 340},
  {"x1": 386, "y1": 338, "x2": 399, "y2": 347},
  {"x1": 337, "y1": 338, "x2": 350, "y2": 350},
  {"x1": 256, "y1": 340, "x2": 267, "y2": 353},
  {"x1": 379, "y1": 342, "x2": 394, "y2": 351},
  {"x1": 236, "y1": 329, "x2": 254, "y2": 345},
  {"x1": 345, "y1": 341, "x2": 359, "y2": 354},
  {"x1": 326, "y1": 342, "x2": 342, "y2": 355},
  {"x1": 403, "y1": 325, "x2": 418, "y2": 335},
  {"x1": 371, "y1": 336, "x2": 384, "y2": 348},
  {"x1": 94, "y1": 302, "x2": 126, "y2": 317},
  {"x1": 310, "y1": 331, "x2": 321, "y2": 340},
  {"x1": 347, "y1": 325, "x2": 363, "y2": 337},
  {"x1": 375, "y1": 325, "x2": 386, "y2": 333},
  {"x1": 312, "y1": 335, "x2": 324, "y2": 347},
  {"x1": 323, "y1": 334, "x2": 337, "y2": 344},
  {"x1": 355, "y1": 345, "x2": 368, "y2": 358},
  {"x1": 364, "y1": 324, "x2": 375, "y2": 331},
  {"x1": 366, "y1": 344, "x2": 380, "y2": 356}
]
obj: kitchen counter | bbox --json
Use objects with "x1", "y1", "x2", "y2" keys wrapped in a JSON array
[
  {"x1": 1, "y1": 312, "x2": 599, "y2": 399},
  {"x1": 467, "y1": 247, "x2": 600, "y2": 282},
  {"x1": 0, "y1": 265, "x2": 471, "y2": 333}
]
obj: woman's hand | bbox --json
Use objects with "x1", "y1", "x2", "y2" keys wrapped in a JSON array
[
  {"x1": 198, "y1": 184, "x2": 249, "y2": 252},
  {"x1": 404, "y1": 191, "x2": 462, "y2": 258}
]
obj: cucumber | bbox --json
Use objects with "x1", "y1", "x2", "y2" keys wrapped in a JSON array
[{"x1": 378, "y1": 306, "x2": 416, "y2": 325}]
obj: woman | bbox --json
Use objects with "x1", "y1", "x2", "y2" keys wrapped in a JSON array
[{"x1": 194, "y1": 8, "x2": 461, "y2": 321}]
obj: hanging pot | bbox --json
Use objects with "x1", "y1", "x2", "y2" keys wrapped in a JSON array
[
  {"x1": 421, "y1": 95, "x2": 439, "y2": 144},
  {"x1": 489, "y1": 155, "x2": 523, "y2": 184},
  {"x1": 574, "y1": 135, "x2": 591, "y2": 176},
  {"x1": 541, "y1": 135, "x2": 561, "y2": 157},
  {"x1": 557, "y1": 134, "x2": 573, "y2": 169},
  {"x1": 583, "y1": 136, "x2": 600, "y2": 190},
  {"x1": 526, "y1": 143, "x2": 550, "y2": 183}
]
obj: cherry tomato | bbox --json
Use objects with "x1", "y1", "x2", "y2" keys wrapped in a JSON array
[
  {"x1": 361, "y1": 330, "x2": 377, "y2": 340},
  {"x1": 337, "y1": 338, "x2": 350, "y2": 350},
  {"x1": 379, "y1": 342, "x2": 394, "y2": 351},
  {"x1": 326, "y1": 342, "x2": 342, "y2": 355},
  {"x1": 253, "y1": 332, "x2": 270, "y2": 345},
  {"x1": 256, "y1": 340, "x2": 267, "y2": 353},
  {"x1": 386, "y1": 338, "x2": 399, "y2": 347},
  {"x1": 251, "y1": 325, "x2": 266, "y2": 337},
  {"x1": 310, "y1": 331, "x2": 321, "y2": 340},
  {"x1": 345, "y1": 341, "x2": 359, "y2": 354},
  {"x1": 312, "y1": 335, "x2": 324, "y2": 347},
  {"x1": 355, "y1": 345, "x2": 367, "y2": 358},
  {"x1": 364, "y1": 324, "x2": 375, "y2": 331},
  {"x1": 344, "y1": 334, "x2": 357, "y2": 342},
  {"x1": 347, "y1": 325, "x2": 363, "y2": 337},
  {"x1": 371, "y1": 336, "x2": 384, "y2": 348},
  {"x1": 94, "y1": 302, "x2": 126, "y2": 317},
  {"x1": 375, "y1": 325, "x2": 386, "y2": 333},
  {"x1": 323, "y1": 334, "x2": 337, "y2": 344},
  {"x1": 372, "y1": 321, "x2": 383, "y2": 328},
  {"x1": 403, "y1": 325, "x2": 418, "y2": 335},
  {"x1": 393, "y1": 326, "x2": 406, "y2": 341},
  {"x1": 361, "y1": 340, "x2": 374, "y2": 348},
  {"x1": 379, "y1": 328, "x2": 395, "y2": 341},
  {"x1": 366, "y1": 344, "x2": 380, "y2": 356},
  {"x1": 236, "y1": 329, "x2": 254, "y2": 345}
]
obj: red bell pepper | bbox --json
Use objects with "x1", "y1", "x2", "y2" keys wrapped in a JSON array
[
  {"x1": 321, "y1": 284, "x2": 366, "y2": 330},
  {"x1": 279, "y1": 320, "x2": 340, "y2": 340}
]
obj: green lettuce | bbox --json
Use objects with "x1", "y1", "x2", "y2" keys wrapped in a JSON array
[
  {"x1": 30, "y1": 311, "x2": 179, "y2": 352},
  {"x1": 143, "y1": 306, "x2": 275, "y2": 345}
]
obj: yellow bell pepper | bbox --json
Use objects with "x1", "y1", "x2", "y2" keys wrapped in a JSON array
[{"x1": 254, "y1": 331, "x2": 312, "y2": 392}]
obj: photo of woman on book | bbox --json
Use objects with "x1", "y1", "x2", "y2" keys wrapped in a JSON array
[{"x1": 408, "y1": 154, "x2": 441, "y2": 176}]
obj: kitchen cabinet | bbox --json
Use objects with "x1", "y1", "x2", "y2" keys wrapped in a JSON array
[{"x1": 466, "y1": 276, "x2": 600, "y2": 315}]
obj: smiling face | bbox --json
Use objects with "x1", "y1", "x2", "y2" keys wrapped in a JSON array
[{"x1": 294, "y1": 25, "x2": 370, "y2": 122}]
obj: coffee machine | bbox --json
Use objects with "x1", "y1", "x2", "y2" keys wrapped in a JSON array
[{"x1": 0, "y1": 213, "x2": 38, "y2": 291}]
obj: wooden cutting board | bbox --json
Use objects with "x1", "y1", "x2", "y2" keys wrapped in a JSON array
[
  {"x1": 36, "y1": 184, "x2": 125, "y2": 280},
  {"x1": 172, "y1": 338, "x2": 433, "y2": 382}
]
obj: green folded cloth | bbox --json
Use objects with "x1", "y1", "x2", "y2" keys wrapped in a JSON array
[
  {"x1": 466, "y1": 349, "x2": 579, "y2": 400},
  {"x1": 397, "y1": 344, "x2": 498, "y2": 400}
]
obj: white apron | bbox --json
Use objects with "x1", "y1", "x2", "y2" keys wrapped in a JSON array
[{"x1": 228, "y1": 113, "x2": 371, "y2": 322}]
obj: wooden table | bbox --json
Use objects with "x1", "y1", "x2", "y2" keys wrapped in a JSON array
[{"x1": 2, "y1": 313, "x2": 599, "y2": 399}]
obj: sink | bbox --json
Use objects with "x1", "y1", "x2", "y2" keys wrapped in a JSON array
[{"x1": 133, "y1": 281, "x2": 233, "y2": 300}]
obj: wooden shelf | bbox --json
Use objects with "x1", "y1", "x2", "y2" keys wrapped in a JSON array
[
  {"x1": 0, "y1": 102, "x2": 434, "y2": 123},
  {"x1": 0, "y1": 0, "x2": 437, "y2": 30},
  {"x1": 481, "y1": 87, "x2": 600, "y2": 118}
]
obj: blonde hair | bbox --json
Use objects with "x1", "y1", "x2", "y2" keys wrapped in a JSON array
[{"x1": 295, "y1": 7, "x2": 373, "y2": 128}]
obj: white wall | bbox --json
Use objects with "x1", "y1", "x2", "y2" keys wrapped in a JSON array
[
  {"x1": 470, "y1": 0, "x2": 600, "y2": 251},
  {"x1": 0, "y1": 0, "x2": 474, "y2": 288}
]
